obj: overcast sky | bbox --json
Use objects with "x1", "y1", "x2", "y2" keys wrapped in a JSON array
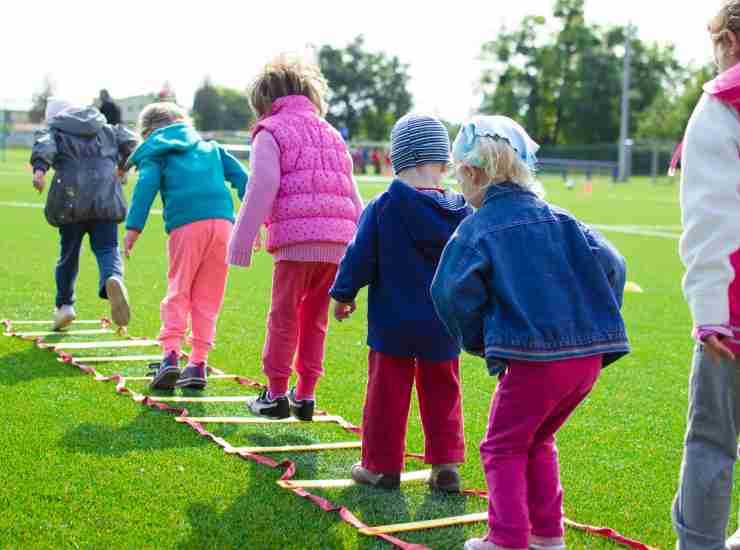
[{"x1": 1, "y1": 1, "x2": 720, "y2": 122}]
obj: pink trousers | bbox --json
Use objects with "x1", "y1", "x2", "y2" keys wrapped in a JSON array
[
  {"x1": 262, "y1": 261, "x2": 337, "y2": 399},
  {"x1": 482, "y1": 356, "x2": 602, "y2": 549},
  {"x1": 159, "y1": 219, "x2": 232, "y2": 364},
  {"x1": 361, "y1": 350, "x2": 465, "y2": 474}
]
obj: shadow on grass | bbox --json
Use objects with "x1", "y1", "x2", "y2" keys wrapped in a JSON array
[{"x1": 0, "y1": 345, "x2": 79, "y2": 386}]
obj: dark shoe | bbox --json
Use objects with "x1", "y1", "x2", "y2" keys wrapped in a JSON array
[
  {"x1": 287, "y1": 388, "x2": 314, "y2": 421},
  {"x1": 350, "y1": 462, "x2": 401, "y2": 490},
  {"x1": 105, "y1": 276, "x2": 130, "y2": 327},
  {"x1": 175, "y1": 362, "x2": 207, "y2": 390},
  {"x1": 246, "y1": 389, "x2": 289, "y2": 419},
  {"x1": 149, "y1": 351, "x2": 180, "y2": 390},
  {"x1": 429, "y1": 464, "x2": 461, "y2": 493}
]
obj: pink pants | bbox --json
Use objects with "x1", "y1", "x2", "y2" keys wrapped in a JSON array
[
  {"x1": 262, "y1": 261, "x2": 337, "y2": 399},
  {"x1": 482, "y1": 356, "x2": 602, "y2": 550},
  {"x1": 159, "y1": 219, "x2": 232, "y2": 364},
  {"x1": 361, "y1": 350, "x2": 465, "y2": 474}
]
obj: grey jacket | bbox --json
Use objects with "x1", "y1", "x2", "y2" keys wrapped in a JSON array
[{"x1": 31, "y1": 107, "x2": 138, "y2": 226}]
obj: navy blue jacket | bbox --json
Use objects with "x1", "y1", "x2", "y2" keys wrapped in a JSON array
[
  {"x1": 330, "y1": 179, "x2": 473, "y2": 361},
  {"x1": 431, "y1": 183, "x2": 629, "y2": 374}
]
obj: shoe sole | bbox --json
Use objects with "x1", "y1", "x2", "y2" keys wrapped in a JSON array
[
  {"x1": 106, "y1": 278, "x2": 130, "y2": 327},
  {"x1": 175, "y1": 377, "x2": 207, "y2": 390},
  {"x1": 53, "y1": 312, "x2": 76, "y2": 332},
  {"x1": 150, "y1": 367, "x2": 180, "y2": 390}
]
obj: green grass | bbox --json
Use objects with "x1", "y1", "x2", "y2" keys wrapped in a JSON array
[{"x1": 0, "y1": 146, "x2": 716, "y2": 549}]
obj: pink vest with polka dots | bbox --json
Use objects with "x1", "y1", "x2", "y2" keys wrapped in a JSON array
[{"x1": 252, "y1": 95, "x2": 358, "y2": 253}]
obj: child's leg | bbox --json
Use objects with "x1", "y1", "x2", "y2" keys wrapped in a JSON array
[
  {"x1": 361, "y1": 350, "x2": 415, "y2": 474},
  {"x1": 188, "y1": 220, "x2": 232, "y2": 364},
  {"x1": 293, "y1": 262, "x2": 338, "y2": 400},
  {"x1": 673, "y1": 348, "x2": 740, "y2": 550},
  {"x1": 262, "y1": 261, "x2": 310, "y2": 397},
  {"x1": 159, "y1": 224, "x2": 204, "y2": 356},
  {"x1": 55, "y1": 223, "x2": 85, "y2": 307},
  {"x1": 88, "y1": 221, "x2": 123, "y2": 299},
  {"x1": 415, "y1": 358, "x2": 465, "y2": 465}
]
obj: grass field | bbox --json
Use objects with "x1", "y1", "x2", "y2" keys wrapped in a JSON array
[{"x1": 0, "y1": 146, "x2": 721, "y2": 550}]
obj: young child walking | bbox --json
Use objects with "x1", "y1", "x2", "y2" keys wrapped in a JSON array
[
  {"x1": 672, "y1": 3, "x2": 740, "y2": 549},
  {"x1": 330, "y1": 113, "x2": 471, "y2": 492},
  {"x1": 124, "y1": 102, "x2": 248, "y2": 390},
  {"x1": 31, "y1": 98, "x2": 137, "y2": 331},
  {"x1": 431, "y1": 116, "x2": 629, "y2": 550},
  {"x1": 228, "y1": 55, "x2": 363, "y2": 421}
]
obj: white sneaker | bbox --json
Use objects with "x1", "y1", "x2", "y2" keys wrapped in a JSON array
[
  {"x1": 105, "y1": 276, "x2": 130, "y2": 327},
  {"x1": 53, "y1": 305, "x2": 76, "y2": 331},
  {"x1": 464, "y1": 538, "x2": 524, "y2": 550},
  {"x1": 529, "y1": 536, "x2": 565, "y2": 550},
  {"x1": 726, "y1": 528, "x2": 740, "y2": 550}
]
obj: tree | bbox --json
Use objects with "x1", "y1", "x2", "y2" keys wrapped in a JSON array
[
  {"x1": 29, "y1": 75, "x2": 56, "y2": 123},
  {"x1": 319, "y1": 36, "x2": 413, "y2": 140},
  {"x1": 192, "y1": 79, "x2": 253, "y2": 131}
]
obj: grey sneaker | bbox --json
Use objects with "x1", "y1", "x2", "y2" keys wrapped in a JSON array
[
  {"x1": 175, "y1": 362, "x2": 207, "y2": 390},
  {"x1": 149, "y1": 351, "x2": 180, "y2": 390},
  {"x1": 429, "y1": 464, "x2": 461, "y2": 493},
  {"x1": 53, "y1": 305, "x2": 76, "y2": 331},
  {"x1": 246, "y1": 389, "x2": 290, "y2": 419},
  {"x1": 350, "y1": 462, "x2": 400, "y2": 490},
  {"x1": 105, "y1": 276, "x2": 130, "y2": 327},
  {"x1": 529, "y1": 535, "x2": 565, "y2": 550},
  {"x1": 464, "y1": 539, "x2": 513, "y2": 550}
]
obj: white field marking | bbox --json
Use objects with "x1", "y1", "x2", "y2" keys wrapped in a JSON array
[
  {"x1": 0, "y1": 201, "x2": 163, "y2": 215},
  {"x1": 591, "y1": 224, "x2": 680, "y2": 240}
]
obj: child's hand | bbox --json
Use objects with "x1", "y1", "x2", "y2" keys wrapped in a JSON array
[
  {"x1": 32, "y1": 170, "x2": 46, "y2": 194},
  {"x1": 704, "y1": 334, "x2": 736, "y2": 364},
  {"x1": 124, "y1": 230, "x2": 141, "y2": 258},
  {"x1": 333, "y1": 299, "x2": 356, "y2": 322}
]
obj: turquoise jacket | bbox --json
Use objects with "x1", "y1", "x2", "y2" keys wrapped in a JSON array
[{"x1": 125, "y1": 123, "x2": 248, "y2": 234}]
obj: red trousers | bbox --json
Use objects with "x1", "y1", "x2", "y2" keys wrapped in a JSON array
[{"x1": 361, "y1": 350, "x2": 465, "y2": 474}]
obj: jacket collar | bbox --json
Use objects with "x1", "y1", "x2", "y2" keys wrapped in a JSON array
[
  {"x1": 270, "y1": 95, "x2": 317, "y2": 116},
  {"x1": 481, "y1": 182, "x2": 530, "y2": 206}
]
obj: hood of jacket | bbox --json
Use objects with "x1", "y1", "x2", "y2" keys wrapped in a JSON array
[
  {"x1": 49, "y1": 107, "x2": 106, "y2": 137},
  {"x1": 128, "y1": 123, "x2": 202, "y2": 167}
]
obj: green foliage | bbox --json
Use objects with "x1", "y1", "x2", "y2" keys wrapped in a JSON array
[
  {"x1": 192, "y1": 79, "x2": 254, "y2": 132},
  {"x1": 319, "y1": 36, "x2": 413, "y2": 141}
]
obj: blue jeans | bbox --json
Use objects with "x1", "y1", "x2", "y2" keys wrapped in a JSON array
[
  {"x1": 673, "y1": 345, "x2": 740, "y2": 549},
  {"x1": 55, "y1": 221, "x2": 123, "y2": 308}
]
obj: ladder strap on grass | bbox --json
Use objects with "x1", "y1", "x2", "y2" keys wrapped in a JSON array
[
  {"x1": 359, "y1": 513, "x2": 487, "y2": 536},
  {"x1": 278, "y1": 469, "x2": 431, "y2": 489},
  {"x1": 52, "y1": 339, "x2": 159, "y2": 350},
  {"x1": 13, "y1": 329, "x2": 115, "y2": 338},
  {"x1": 230, "y1": 441, "x2": 362, "y2": 454},
  {"x1": 176, "y1": 415, "x2": 344, "y2": 424}
]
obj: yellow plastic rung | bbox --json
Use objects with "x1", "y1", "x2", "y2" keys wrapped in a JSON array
[
  {"x1": 123, "y1": 374, "x2": 238, "y2": 382},
  {"x1": 58, "y1": 355, "x2": 163, "y2": 363},
  {"x1": 4, "y1": 320, "x2": 103, "y2": 326},
  {"x1": 14, "y1": 329, "x2": 115, "y2": 338},
  {"x1": 278, "y1": 469, "x2": 431, "y2": 489},
  {"x1": 53, "y1": 339, "x2": 159, "y2": 350},
  {"x1": 359, "y1": 512, "x2": 487, "y2": 536},
  {"x1": 232, "y1": 441, "x2": 362, "y2": 453},
  {"x1": 146, "y1": 396, "x2": 251, "y2": 403},
  {"x1": 176, "y1": 415, "x2": 344, "y2": 425}
]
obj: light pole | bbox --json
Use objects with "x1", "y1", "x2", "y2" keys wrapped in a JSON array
[{"x1": 617, "y1": 23, "x2": 634, "y2": 183}]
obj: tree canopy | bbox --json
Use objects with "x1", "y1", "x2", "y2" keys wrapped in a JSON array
[{"x1": 192, "y1": 79, "x2": 254, "y2": 132}]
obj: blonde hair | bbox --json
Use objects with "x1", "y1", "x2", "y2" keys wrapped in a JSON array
[
  {"x1": 710, "y1": 1, "x2": 740, "y2": 41},
  {"x1": 249, "y1": 54, "x2": 329, "y2": 118},
  {"x1": 138, "y1": 102, "x2": 190, "y2": 137},
  {"x1": 456, "y1": 136, "x2": 544, "y2": 198}
]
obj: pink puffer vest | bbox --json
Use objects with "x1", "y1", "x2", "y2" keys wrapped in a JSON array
[{"x1": 252, "y1": 95, "x2": 358, "y2": 252}]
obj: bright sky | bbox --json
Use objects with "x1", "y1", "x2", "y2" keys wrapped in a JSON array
[{"x1": 1, "y1": 1, "x2": 720, "y2": 123}]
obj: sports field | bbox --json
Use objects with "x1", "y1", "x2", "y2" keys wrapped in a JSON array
[{"x1": 0, "y1": 146, "x2": 720, "y2": 549}]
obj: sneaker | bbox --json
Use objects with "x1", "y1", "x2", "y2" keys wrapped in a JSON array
[
  {"x1": 529, "y1": 535, "x2": 565, "y2": 550},
  {"x1": 246, "y1": 389, "x2": 290, "y2": 419},
  {"x1": 350, "y1": 462, "x2": 401, "y2": 490},
  {"x1": 105, "y1": 276, "x2": 130, "y2": 327},
  {"x1": 429, "y1": 464, "x2": 461, "y2": 493},
  {"x1": 53, "y1": 305, "x2": 76, "y2": 331},
  {"x1": 464, "y1": 539, "x2": 521, "y2": 550},
  {"x1": 175, "y1": 362, "x2": 207, "y2": 390},
  {"x1": 287, "y1": 387, "x2": 315, "y2": 421},
  {"x1": 727, "y1": 528, "x2": 740, "y2": 550},
  {"x1": 149, "y1": 351, "x2": 180, "y2": 390}
]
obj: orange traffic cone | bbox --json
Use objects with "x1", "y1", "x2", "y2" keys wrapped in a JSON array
[{"x1": 583, "y1": 180, "x2": 593, "y2": 194}]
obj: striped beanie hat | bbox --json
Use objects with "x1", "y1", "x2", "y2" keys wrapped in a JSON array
[{"x1": 390, "y1": 114, "x2": 450, "y2": 175}]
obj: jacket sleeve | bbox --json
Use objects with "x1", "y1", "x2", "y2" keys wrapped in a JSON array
[
  {"x1": 431, "y1": 234, "x2": 489, "y2": 357},
  {"x1": 680, "y1": 95, "x2": 740, "y2": 328},
  {"x1": 329, "y1": 202, "x2": 378, "y2": 303},
  {"x1": 219, "y1": 147, "x2": 249, "y2": 201},
  {"x1": 114, "y1": 125, "x2": 139, "y2": 170},
  {"x1": 30, "y1": 129, "x2": 57, "y2": 173},
  {"x1": 125, "y1": 158, "x2": 162, "y2": 232},
  {"x1": 579, "y1": 223, "x2": 627, "y2": 308}
]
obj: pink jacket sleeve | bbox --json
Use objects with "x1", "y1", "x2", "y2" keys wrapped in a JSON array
[
  {"x1": 347, "y1": 153, "x2": 364, "y2": 220},
  {"x1": 228, "y1": 131, "x2": 281, "y2": 267}
]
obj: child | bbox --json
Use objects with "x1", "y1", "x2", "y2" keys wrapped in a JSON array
[
  {"x1": 672, "y1": 3, "x2": 740, "y2": 549},
  {"x1": 228, "y1": 55, "x2": 363, "y2": 421},
  {"x1": 31, "y1": 98, "x2": 137, "y2": 331},
  {"x1": 124, "y1": 102, "x2": 248, "y2": 390},
  {"x1": 330, "y1": 113, "x2": 471, "y2": 492},
  {"x1": 430, "y1": 116, "x2": 629, "y2": 550}
]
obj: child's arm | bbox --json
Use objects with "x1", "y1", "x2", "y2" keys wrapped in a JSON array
[
  {"x1": 431, "y1": 235, "x2": 490, "y2": 357},
  {"x1": 329, "y1": 202, "x2": 379, "y2": 317},
  {"x1": 219, "y1": 147, "x2": 249, "y2": 201},
  {"x1": 30, "y1": 130, "x2": 57, "y2": 193},
  {"x1": 124, "y1": 158, "x2": 162, "y2": 255},
  {"x1": 579, "y1": 223, "x2": 627, "y2": 308},
  {"x1": 113, "y1": 125, "x2": 139, "y2": 174},
  {"x1": 227, "y1": 131, "x2": 280, "y2": 268}
]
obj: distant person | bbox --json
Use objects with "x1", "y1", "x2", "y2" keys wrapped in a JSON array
[
  {"x1": 672, "y1": 2, "x2": 740, "y2": 549},
  {"x1": 228, "y1": 55, "x2": 363, "y2": 421},
  {"x1": 330, "y1": 114, "x2": 471, "y2": 493},
  {"x1": 431, "y1": 116, "x2": 629, "y2": 550},
  {"x1": 30, "y1": 98, "x2": 137, "y2": 331},
  {"x1": 124, "y1": 102, "x2": 248, "y2": 391},
  {"x1": 99, "y1": 90, "x2": 121, "y2": 125}
]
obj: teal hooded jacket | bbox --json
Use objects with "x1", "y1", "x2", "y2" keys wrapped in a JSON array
[{"x1": 125, "y1": 123, "x2": 248, "y2": 234}]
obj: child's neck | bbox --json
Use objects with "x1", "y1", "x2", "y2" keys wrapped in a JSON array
[{"x1": 398, "y1": 171, "x2": 442, "y2": 190}]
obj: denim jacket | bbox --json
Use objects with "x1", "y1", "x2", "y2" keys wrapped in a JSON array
[{"x1": 431, "y1": 183, "x2": 629, "y2": 374}]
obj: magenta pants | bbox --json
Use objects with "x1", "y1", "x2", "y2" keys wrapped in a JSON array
[
  {"x1": 159, "y1": 219, "x2": 232, "y2": 364},
  {"x1": 482, "y1": 356, "x2": 602, "y2": 550},
  {"x1": 361, "y1": 350, "x2": 465, "y2": 474},
  {"x1": 262, "y1": 261, "x2": 338, "y2": 399}
]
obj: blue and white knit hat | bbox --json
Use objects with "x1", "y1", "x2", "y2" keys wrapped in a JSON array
[
  {"x1": 390, "y1": 114, "x2": 450, "y2": 175},
  {"x1": 452, "y1": 115, "x2": 539, "y2": 170}
]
